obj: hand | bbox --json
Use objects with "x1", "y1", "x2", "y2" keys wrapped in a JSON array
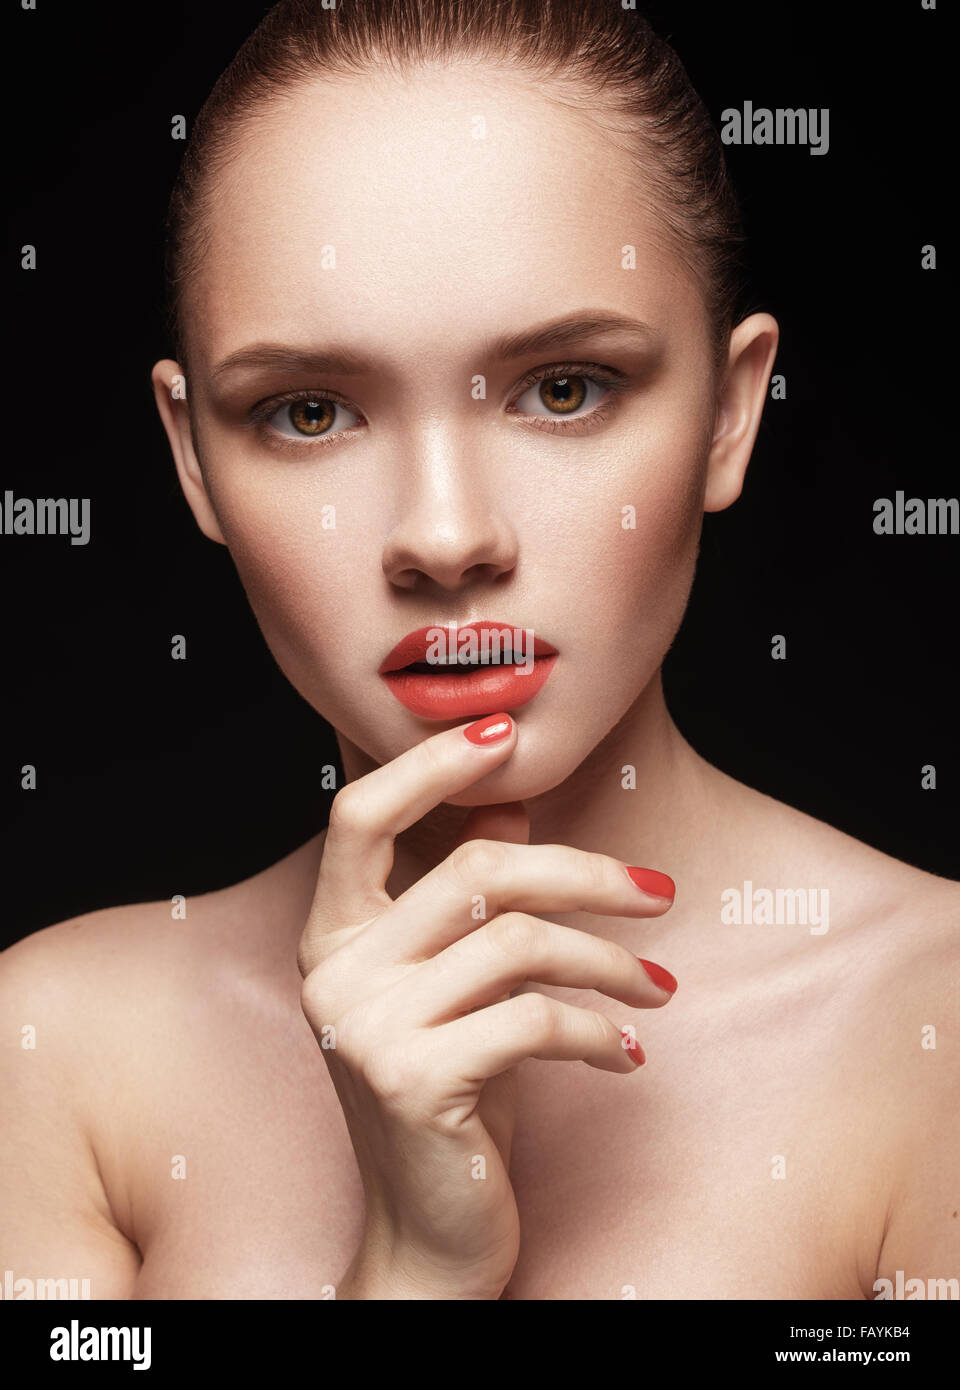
[{"x1": 297, "y1": 712, "x2": 677, "y2": 1299}]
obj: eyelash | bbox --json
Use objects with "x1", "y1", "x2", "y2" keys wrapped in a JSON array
[
  {"x1": 245, "y1": 360, "x2": 631, "y2": 453},
  {"x1": 507, "y1": 361, "x2": 630, "y2": 436}
]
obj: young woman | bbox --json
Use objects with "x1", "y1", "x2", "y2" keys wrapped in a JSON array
[{"x1": 2, "y1": 0, "x2": 957, "y2": 1301}]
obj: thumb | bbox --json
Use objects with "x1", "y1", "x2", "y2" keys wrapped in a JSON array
[{"x1": 454, "y1": 800, "x2": 530, "y2": 848}]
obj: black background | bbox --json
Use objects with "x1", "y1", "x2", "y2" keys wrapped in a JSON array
[{"x1": 3, "y1": 0, "x2": 956, "y2": 947}]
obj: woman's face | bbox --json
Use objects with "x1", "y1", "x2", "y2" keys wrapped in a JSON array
[{"x1": 160, "y1": 66, "x2": 742, "y2": 803}]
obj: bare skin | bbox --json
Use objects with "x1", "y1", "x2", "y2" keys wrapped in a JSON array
[
  {"x1": 2, "y1": 63, "x2": 957, "y2": 1300},
  {"x1": 2, "y1": 719, "x2": 957, "y2": 1300}
]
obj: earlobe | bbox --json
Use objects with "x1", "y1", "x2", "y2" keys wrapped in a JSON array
[
  {"x1": 150, "y1": 358, "x2": 227, "y2": 545},
  {"x1": 703, "y1": 313, "x2": 780, "y2": 514}
]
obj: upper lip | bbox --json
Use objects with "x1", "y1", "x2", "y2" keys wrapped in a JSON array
[{"x1": 378, "y1": 621, "x2": 558, "y2": 674}]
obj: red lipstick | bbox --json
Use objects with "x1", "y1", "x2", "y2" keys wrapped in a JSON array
[{"x1": 379, "y1": 620, "x2": 558, "y2": 719}]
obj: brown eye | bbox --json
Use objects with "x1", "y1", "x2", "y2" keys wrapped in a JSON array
[
  {"x1": 289, "y1": 399, "x2": 337, "y2": 435},
  {"x1": 538, "y1": 375, "x2": 587, "y2": 414},
  {"x1": 511, "y1": 370, "x2": 614, "y2": 426},
  {"x1": 263, "y1": 395, "x2": 362, "y2": 443}
]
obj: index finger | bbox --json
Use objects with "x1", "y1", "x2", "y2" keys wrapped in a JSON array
[{"x1": 308, "y1": 712, "x2": 517, "y2": 937}]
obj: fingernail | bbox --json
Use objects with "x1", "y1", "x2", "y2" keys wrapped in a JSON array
[
  {"x1": 463, "y1": 712, "x2": 513, "y2": 745},
  {"x1": 621, "y1": 1028, "x2": 646, "y2": 1067},
  {"x1": 638, "y1": 959, "x2": 678, "y2": 994},
  {"x1": 624, "y1": 865, "x2": 676, "y2": 901}
]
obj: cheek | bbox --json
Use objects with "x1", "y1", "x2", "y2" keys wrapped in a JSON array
[
  {"x1": 200, "y1": 465, "x2": 370, "y2": 695},
  {"x1": 545, "y1": 408, "x2": 709, "y2": 653}
]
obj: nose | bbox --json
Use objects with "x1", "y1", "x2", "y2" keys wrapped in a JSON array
[{"x1": 381, "y1": 438, "x2": 519, "y2": 592}]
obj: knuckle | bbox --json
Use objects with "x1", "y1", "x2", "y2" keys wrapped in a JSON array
[
  {"x1": 541, "y1": 843, "x2": 606, "y2": 897},
  {"x1": 447, "y1": 837, "x2": 508, "y2": 885},
  {"x1": 299, "y1": 950, "x2": 355, "y2": 1028},
  {"x1": 327, "y1": 784, "x2": 372, "y2": 838},
  {"x1": 322, "y1": 1000, "x2": 378, "y2": 1067},
  {"x1": 299, "y1": 966, "x2": 337, "y2": 1028},
  {"x1": 514, "y1": 990, "x2": 558, "y2": 1037},
  {"x1": 580, "y1": 850, "x2": 612, "y2": 895},
  {"x1": 595, "y1": 933, "x2": 631, "y2": 976},
  {"x1": 489, "y1": 911, "x2": 540, "y2": 961},
  {"x1": 587, "y1": 1008, "x2": 618, "y2": 1048},
  {"x1": 417, "y1": 733, "x2": 450, "y2": 778},
  {"x1": 361, "y1": 1043, "x2": 426, "y2": 1109}
]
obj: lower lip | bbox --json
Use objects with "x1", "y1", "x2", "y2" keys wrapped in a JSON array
[{"x1": 381, "y1": 655, "x2": 558, "y2": 719}]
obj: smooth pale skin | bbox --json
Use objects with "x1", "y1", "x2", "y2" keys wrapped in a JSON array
[{"x1": 2, "y1": 64, "x2": 957, "y2": 1300}]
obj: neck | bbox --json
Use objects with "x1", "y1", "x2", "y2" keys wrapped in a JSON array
[{"x1": 335, "y1": 672, "x2": 728, "y2": 903}]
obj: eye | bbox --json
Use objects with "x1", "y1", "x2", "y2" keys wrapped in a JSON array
[
  {"x1": 508, "y1": 364, "x2": 629, "y2": 428},
  {"x1": 265, "y1": 395, "x2": 362, "y2": 440},
  {"x1": 514, "y1": 373, "x2": 605, "y2": 418}
]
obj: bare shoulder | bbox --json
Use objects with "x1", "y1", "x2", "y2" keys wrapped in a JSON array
[
  {"x1": 2, "y1": 832, "x2": 323, "y2": 1006},
  {"x1": 729, "y1": 776, "x2": 959, "y2": 1273},
  {"x1": 716, "y1": 766, "x2": 958, "y2": 1093},
  {"x1": 724, "y1": 768, "x2": 959, "y2": 950},
  {"x1": 850, "y1": 847, "x2": 960, "y2": 1288},
  {"x1": 0, "y1": 835, "x2": 324, "y2": 1295},
  {"x1": 0, "y1": 832, "x2": 325, "y2": 1128}
]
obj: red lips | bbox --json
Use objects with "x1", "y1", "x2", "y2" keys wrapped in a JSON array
[
  {"x1": 379, "y1": 620, "x2": 558, "y2": 719},
  {"x1": 379, "y1": 621, "x2": 557, "y2": 674}
]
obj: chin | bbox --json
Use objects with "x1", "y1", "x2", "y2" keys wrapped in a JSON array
[{"x1": 439, "y1": 751, "x2": 576, "y2": 807}]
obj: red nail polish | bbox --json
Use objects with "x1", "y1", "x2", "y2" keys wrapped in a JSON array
[
  {"x1": 638, "y1": 959, "x2": 678, "y2": 994},
  {"x1": 624, "y1": 865, "x2": 676, "y2": 900},
  {"x1": 620, "y1": 1028, "x2": 646, "y2": 1067},
  {"x1": 463, "y1": 712, "x2": 513, "y2": 745}
]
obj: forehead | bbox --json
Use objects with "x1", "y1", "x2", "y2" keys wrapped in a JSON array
[{"x1": 192, "y1": 65, "x2": 703, "y2": 371}]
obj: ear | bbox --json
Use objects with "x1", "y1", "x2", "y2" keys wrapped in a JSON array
[
  {"x1": 704, "y1": 313, "x2": 780, "y2": 513},
  {"x1": 151, "y1": 359, "x2": 226, "y2": 544}
]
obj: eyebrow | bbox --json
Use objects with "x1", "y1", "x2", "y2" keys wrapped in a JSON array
[
  {"x1": 489, "y1": 311, "x2": 658, "y2": 360},
  {"x1": 209, "y1": 311, "x2": 659, "y2": 383}
]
